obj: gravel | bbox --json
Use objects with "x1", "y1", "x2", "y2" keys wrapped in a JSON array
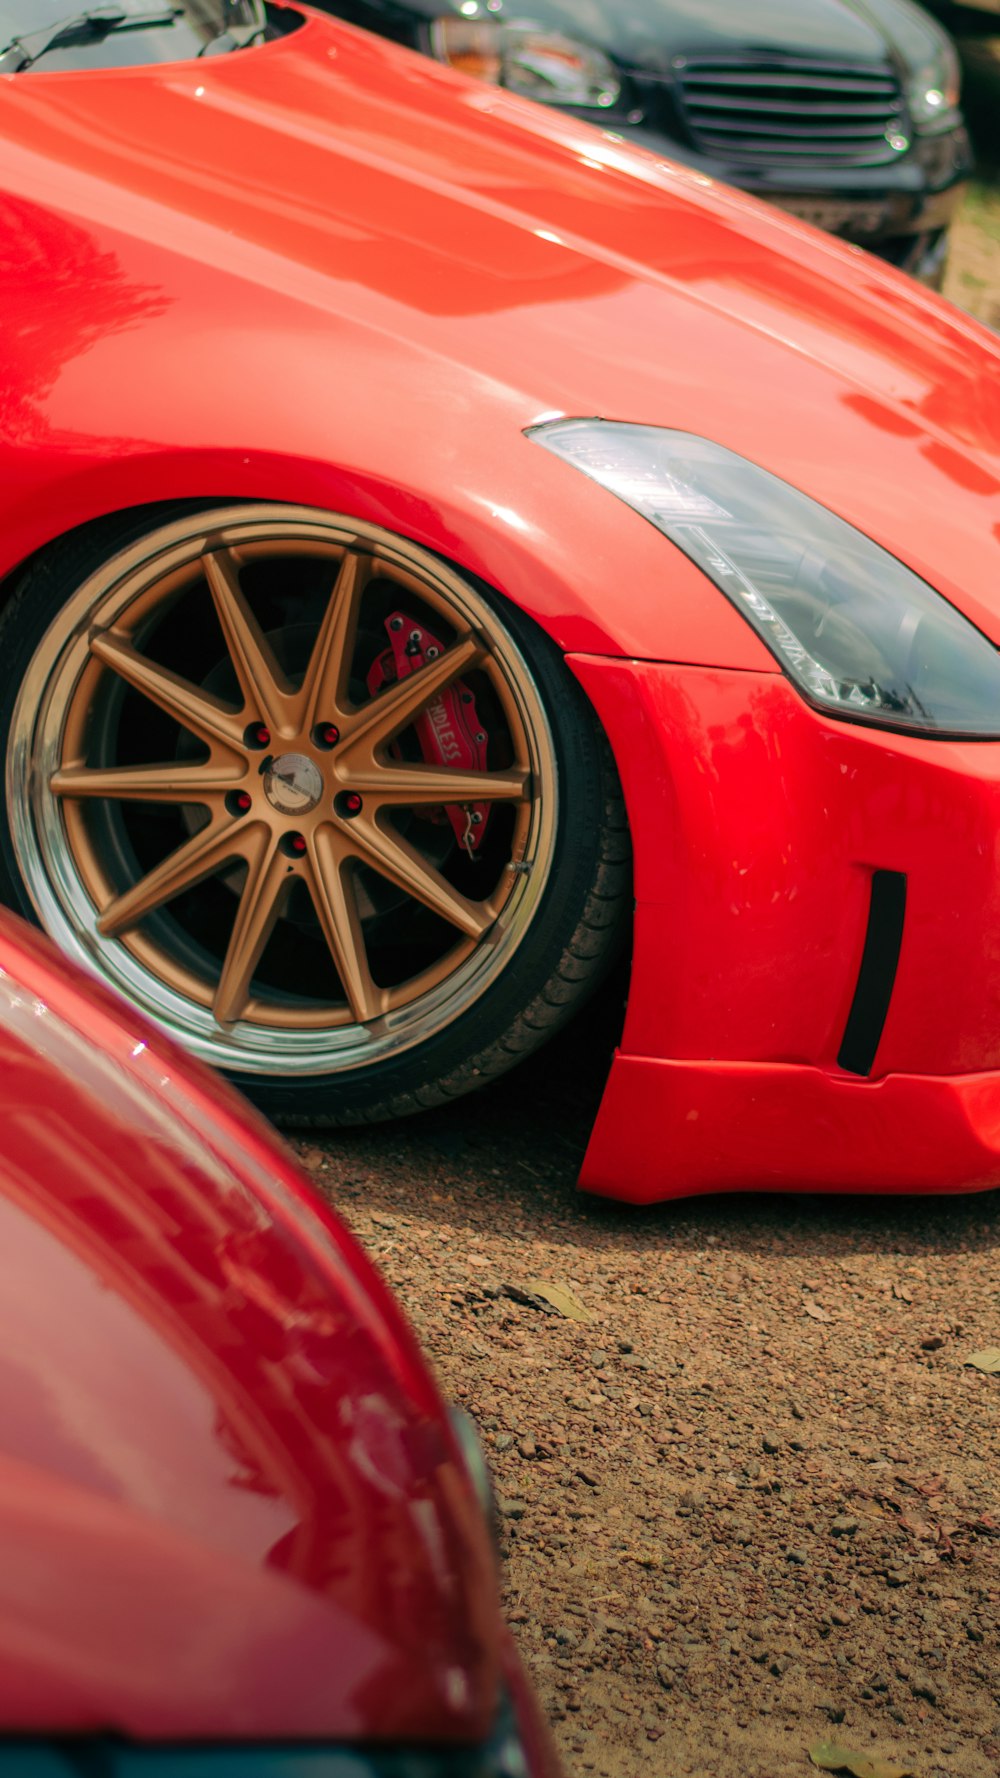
[{"x1": 297, "y1": 995, "x2": 1000, "y2": 1778}]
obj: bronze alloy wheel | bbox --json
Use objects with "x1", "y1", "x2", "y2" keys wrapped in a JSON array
[{"x1": 0, "y1": 506, "x2": 629, "y2": 1122}]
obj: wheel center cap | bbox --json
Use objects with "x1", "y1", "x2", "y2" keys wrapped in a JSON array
[{"x1": 263, "y1": 752, "x2": 323, "y2": 815}]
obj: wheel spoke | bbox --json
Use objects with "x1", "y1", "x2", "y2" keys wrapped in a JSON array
[
  {"x1": 97, "y1": 817, "x2": 257, "y2": 937},
  {"x1": 51, "y1": 762, "x2": 243, "y2": 805},
  {"x1": 350, "y1": 763, "x2": 529, "y2": 807},
  {"x1": 213, "y1": 834, "x2": 290, "y2": 1027},
  {"x1": 342, "y1": 635, "x2": 484, "y2": 754},
  {"x1": 203, "y1": 549, "x2": 290, "y2": 732},
  {"x1": 91, "y1": 634, "x2": 244, "y2": 751},
  {"x1": 34, "y1": 514, "x2": 555, "y2": 1052},
  {"x1": 306, "y1": 826, "x2": 382, "y2": 1024},
  {"x1": 348, "y1": 820, "x2": 493, "y2": 939},
  {"x1": 301, "y1": 550, "x2": 368, "y2": 729}
]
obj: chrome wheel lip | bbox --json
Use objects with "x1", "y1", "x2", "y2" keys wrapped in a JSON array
[{"x1": 8, "y1": 505, "x2": 558, "y2": 1079}]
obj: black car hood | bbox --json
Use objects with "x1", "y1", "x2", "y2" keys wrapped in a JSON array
[{"x1": 394, "y1": 0, "x2": 945, "y2": 73}]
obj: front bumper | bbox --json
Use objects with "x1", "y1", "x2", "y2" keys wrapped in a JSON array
[
  {"x1": 580, "y1": 1057, "x2": 1000, "y2": 1202},
  {"x1": 570, "y1": 657, "x2": 1000, "y2": 1203}
]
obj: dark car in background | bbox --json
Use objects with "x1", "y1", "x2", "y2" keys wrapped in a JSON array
[{"x1": 312, "y1": 0, "x2": 972, "y2": 281}]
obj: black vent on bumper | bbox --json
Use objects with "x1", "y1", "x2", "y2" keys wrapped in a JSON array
[
  {"x1": 838, "y1": 870, "x2": 907, "y2": 1078},
  {"x1": 673, "y1": 55, "x2": 906, "y2": 169}
]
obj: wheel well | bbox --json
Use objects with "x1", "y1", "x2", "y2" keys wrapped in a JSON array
[{"x1": 0, "y1": 498, "x2": 239, "y2": 621}]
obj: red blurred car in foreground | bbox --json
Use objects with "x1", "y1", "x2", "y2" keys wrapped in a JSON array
[
  {"x1": 0, "y1": 908, "x2": 556, "y2": 1774},
  {"x1": 3, "y1": 4, "x2": 1000, "y2": 1204}
]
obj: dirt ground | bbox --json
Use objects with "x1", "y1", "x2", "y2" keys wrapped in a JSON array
[
  {"x1": 943, "y1": 27, "x2": 1000, "y2": 325},
  {"x1": 944, "y1": 178, "x2": 1000, "y2": 325},
  {"x1": 297, "y1": 984, "x2": 1000, "y2": 1778},
  {"x1": 297, "y1": 36, "x2": 1000, "y2": 1778}
]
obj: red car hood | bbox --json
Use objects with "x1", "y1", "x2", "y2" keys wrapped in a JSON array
[
  {"x1": 2, "y1": 5, "x2": 999, "y2": 645},
  {"x1": 0, "y1": 913, "x2": 498, "y2": 1743}
]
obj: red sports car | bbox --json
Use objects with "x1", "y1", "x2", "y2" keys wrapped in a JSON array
[
  {"x1": 0, "y1": 905, "x2": 557, "y2": 1773},
  {"x1": 2, "y1": 2, "x2": 1000, "y2": 1203}
]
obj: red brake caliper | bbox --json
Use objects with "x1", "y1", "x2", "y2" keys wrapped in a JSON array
[{"x1": 366, "y1": 612, "x2": 490, "y2": 855}]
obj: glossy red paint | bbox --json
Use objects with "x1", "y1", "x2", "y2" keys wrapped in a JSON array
[
  {"x1": 3, "y1": 5, "x2": 1000, "y2": 1200},
  {"x1": 3, "y1": 9, "x2": 1000, "y2": 659},
  {"x1": 573, "y1": 657, "x2": 1000, "y2": 1201},
  {"x1": 0, "y1": 908, "x2": 525, "y2": 1746},
  {"x1": 581, "y1": 1059, "x2": 1000, "y2": 1203}
]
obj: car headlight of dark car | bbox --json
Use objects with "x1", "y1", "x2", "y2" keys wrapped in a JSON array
[
  {"x1": 530, "y1": 419, "x2": 1000, "y2": 738},
  {"x1": 430, "y1": 16, "x2": 620, "y2": 109},
  {"x1": 906, "y1": 35, "x2": 962, "y2": 130}
]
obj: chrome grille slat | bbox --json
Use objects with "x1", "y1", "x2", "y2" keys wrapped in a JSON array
[
  {"x1": 681, "y1": 74, "x2": 899, "y2": 94},
  {"x1": 703, "y1": 119, "x2": 897, "y2": 138},
  {"x1": 693, "y1": 140, "x2": 901, "y2": 163},
  {"x1": 674, "y1": 53, "x2": 906, "y2": 169},
  {"x1": 691, "y1": 98, "x2": 899, "y2": 118}
]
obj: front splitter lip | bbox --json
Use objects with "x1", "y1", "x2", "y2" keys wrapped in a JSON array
[{"x1": 580, "y1": 1054, "x2": 1000, "y2": 1203}]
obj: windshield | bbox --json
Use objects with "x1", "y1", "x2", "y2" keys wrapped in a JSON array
[{"x1": 0, "y1": 1, "x2": 268, "y2": 70}]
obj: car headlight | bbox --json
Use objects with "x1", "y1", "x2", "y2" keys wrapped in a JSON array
[
  {"x1": 907, "y1": 37, "x2": 961, "y2": 130},
  {"x1": 529, "y1": 420, "x2": 1000, "y2": 738},
  {"x1": 430, "y1": 16, "x2": 621, "y2": 109}
]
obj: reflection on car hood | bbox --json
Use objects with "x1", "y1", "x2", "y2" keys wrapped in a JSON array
[
  {"x1": 0, "y1": 911, "x2": 498, "y2": 1743},
  {"x1": 2, "y1": 7, "x2": 999, "y2": 640}
]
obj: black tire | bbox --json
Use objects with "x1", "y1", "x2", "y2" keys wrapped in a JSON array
[{"x1": 0, "y1": 504, "x2": 631, "y2": 1125}]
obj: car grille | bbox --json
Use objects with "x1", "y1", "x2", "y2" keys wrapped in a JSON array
[{"x1": 673, "y1": 54, "x2": 907, "y2": 169}]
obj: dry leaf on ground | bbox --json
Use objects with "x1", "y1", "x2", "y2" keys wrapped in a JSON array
[
  {"x1": 804, "y1": 1300, "x2": 833, "y2": 1322},
  {"x1": 964, "y1": 1348, "x2": 1000, "y2": 1374},
  {"x1": 809, "y1": 1740, "x2": 917, "y2": 1778},
  {"x1": 523, "y1": 1278, "x2": 595, "y2": 1323}
]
